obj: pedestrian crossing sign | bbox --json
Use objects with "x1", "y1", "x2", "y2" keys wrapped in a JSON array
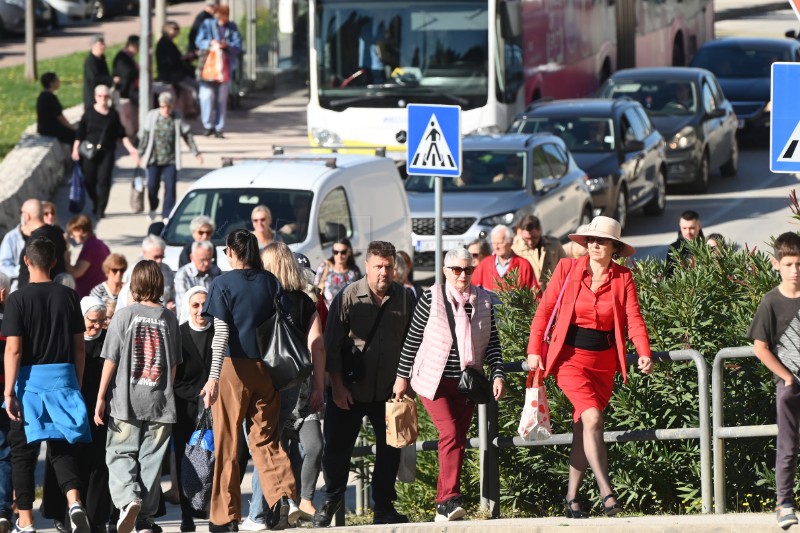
[
  {"x1": 407, "y1": 104, "x2": 461, "y2": 177},
  {"x1": 770, "y1": 62, "x2": 800, "y2": 173}
]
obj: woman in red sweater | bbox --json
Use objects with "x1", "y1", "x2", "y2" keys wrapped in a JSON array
[{"x1": 526, "y1": 216, "x2": 653, "y2": 519}]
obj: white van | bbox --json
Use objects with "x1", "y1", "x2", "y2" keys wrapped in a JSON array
[{"x1": 158, "y1": 154, "x2": 412, "y2": 272}]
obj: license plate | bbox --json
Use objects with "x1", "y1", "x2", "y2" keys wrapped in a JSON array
[
  {"x1": 414, "y1": 238, "x2": 464, "y2": 253},
  {"x1": 737, "y1": 119, "x2": 745, "y2": 129}
]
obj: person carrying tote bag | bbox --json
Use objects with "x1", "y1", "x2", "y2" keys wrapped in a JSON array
[
  {"x1": 525, "y1": 216, "x2": 653, "y2": 519},
  {"x1": 393, "y1": 247, "x2": 506, "y2": 523}
]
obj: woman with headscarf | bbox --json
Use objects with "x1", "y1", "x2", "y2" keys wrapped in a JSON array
[{"x1": 173, "y1": 286, "x2": 214, "y2": 532}]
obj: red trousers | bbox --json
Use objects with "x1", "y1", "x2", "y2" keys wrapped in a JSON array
[{"x1": 420, "y1": 378, "x2": 475, "y2": 504}]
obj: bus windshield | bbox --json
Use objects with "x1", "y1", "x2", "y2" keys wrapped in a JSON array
[{"x1": 315, "y1": 0, "x2": 489, "y2": 110}]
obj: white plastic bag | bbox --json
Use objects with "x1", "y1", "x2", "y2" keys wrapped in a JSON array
[{"x1": 517, "y1": 369, "x2": 552, "y2": 441}]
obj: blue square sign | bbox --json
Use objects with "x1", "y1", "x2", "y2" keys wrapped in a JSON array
[
  {"x1": 771, "y1": 62, "x2": 800, "y2": 173},
  {"x1": 406, "y1": 104, "x2": 462, "y2": 177}
]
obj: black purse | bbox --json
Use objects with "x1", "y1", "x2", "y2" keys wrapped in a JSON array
[
  {"x1": 442, "y1": 285, "x2": 491, "y2": 404},
  {"x1": 78, "y1": 117, "x2": 111, "y2": 161},
  {"x1": 341, "y1": 301, "x2": 388, "y2": 385},
  {"x1": 256, "y1": 292, "x2": 313, "y2": 391}
]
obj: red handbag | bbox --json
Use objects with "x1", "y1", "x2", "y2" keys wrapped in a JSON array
[{"x1": 540, "y1": 259, "x2": 575, "y2": 364}]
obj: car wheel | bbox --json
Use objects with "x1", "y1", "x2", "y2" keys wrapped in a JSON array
[
  {"x1": 692, "y1": 151, "x2": 710, "y2": 193},
  {"x1": 644, "y1": 169, "x2": 667, "y2": 216},
  {"x1": 614, "y1": 186, "x2": 628, "y2": 230},
  {"x1": 720, "y1": 137, "x2": 738, "y2": 178}
]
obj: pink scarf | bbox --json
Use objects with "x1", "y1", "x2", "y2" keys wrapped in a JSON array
[{"x1": 445, "y1": 282, "x2": 475, "y2": 368}]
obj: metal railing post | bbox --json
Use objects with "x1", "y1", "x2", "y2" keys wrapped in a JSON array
[{"x1": 479, "y1": 400, "x2": 501, "y2": 518}]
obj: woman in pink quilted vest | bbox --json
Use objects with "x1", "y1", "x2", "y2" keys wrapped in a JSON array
[{"x1": 393, "y1": 247, "x2": 506, "y2": 523}]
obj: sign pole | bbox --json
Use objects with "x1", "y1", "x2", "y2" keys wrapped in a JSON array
[{"x1": 434, "y1": 176, "x2": 443, "y2": 285}]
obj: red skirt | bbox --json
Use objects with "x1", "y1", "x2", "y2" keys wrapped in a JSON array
[{"x1": 554, "y1": 345, "x2": 617, "y2": 423}]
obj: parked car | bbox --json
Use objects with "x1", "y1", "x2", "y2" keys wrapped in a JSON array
[
  {"x1": 45, "y1": 0, "x2": 91, "y2": 26},
  {"x1": 156, "y1": 154, "x2": 413, "y2": 271},
  {"x1": 0, "y1": 0, "x2": 53, "y2": 36},
  {"x1": 689, "y1": 37, "x2": 800, "y2": 140},
  {"x1": 405, "y1": 133, "x2": 594, "y2": 267},
  {"x1": 91, "y1": 0, "x2": 137, "y2": 20},
  {"x1": 598, "y1": 67, "x2": 739, "y2": 192},
  {"x1": 507, "y1": 99, "x2": 667, "y2": 229}
]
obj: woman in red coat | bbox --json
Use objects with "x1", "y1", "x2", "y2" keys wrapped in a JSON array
[{"x1": 526, "y1": 216, "x2": 653, "y2": 518}]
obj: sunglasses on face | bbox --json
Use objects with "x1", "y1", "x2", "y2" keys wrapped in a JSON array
[
  {"x1": 109, "y1": 268, "x2": 124, "y2": 274},
  {"x1": 151, "y1": 254, "x2": 164, "y2": 260},
  {"x1": 471, "y1": 253, "x2": 479, "y2": 259},
  {"x1": 252, "y1": 218, "x2": 267, "y2": 223},
  {"x1": 446, "y1": 265, "x2": 475, "y2": 276},
  {"x1": 586, "y1": 237, "x2": 610, "y2": 245},
  {"x1": 332, "y1": 249, "x2": 348, "y2": 256},
  {"x1": 197, "y1": 229, "x2": 213, "y2": 236}
]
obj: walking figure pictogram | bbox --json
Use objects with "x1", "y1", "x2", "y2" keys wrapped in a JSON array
[{"x1": 410, "y1": 113, "x2": 456, "y2": 170}]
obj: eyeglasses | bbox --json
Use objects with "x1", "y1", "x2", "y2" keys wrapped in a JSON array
[
  {"x1": 471, "y1": 253, "x2": 479, "y2": 259},
  {"x1": 586, "y1": 237, "x2": 610, "y2": 245},
  {"x1": 252, "y1": 218, "x2": 267, "y2": 223},
  {"x1": 109, "y1": 268, "x2": 124, "y2": 274},
  {"x1": 44, "y1": 211, "x2": 54, "y2": 216},
  {"x1": 86, "y1": 318, "x2": 105, "y2": 326},
  {"x1": 445, "y1": 265, "x2": 475, "y2": 276},
  {"x1": 223, "y1": 247, "x2": 229, "y2": 255},
  {"x1": 97, "y1": 94, "x2": 111, "y2": 99},
  {"x1": 197, "y1": 229, "x2": 213, "y2": 235},
  {"x1": 332, "y1": 249, "x2": 348, "y2": 256},
  {"x1": 151, "y1": 254, "x2": 164, "y2": 260}
]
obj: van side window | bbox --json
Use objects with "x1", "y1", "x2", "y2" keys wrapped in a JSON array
[{"x1": 318, "y1": 187, "x2": 353, "y2": 245}]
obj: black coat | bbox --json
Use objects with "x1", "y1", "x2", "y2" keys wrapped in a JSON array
[
  {"x1": 175, "y1": 322, "x2": 214, "y2": 401},
  {"x1": 83, "y1": 53, "x2": 112, "y2": 110},
  {"x1": 112, "y1": 49, "x2": 139, "y2": 102},
  {"x1": 156, "y1": 36, "x2": 192, "y2": 84},
  {"x1": 188, "y1": 11, "x2": 214, "y2": 55}
]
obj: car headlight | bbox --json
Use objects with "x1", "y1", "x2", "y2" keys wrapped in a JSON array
[
  {"x1": 467, "y1": 125, "x2": 502, "y2": 136},
  {"x1": 310, "y1": 128, "x2": 342, "y2": 147},
  {"x1": 668, "y1": 126, "x2": 697, "y2": 150},
  {"x1": 479, "y1": 211, "x2": 516, "y2": 226},
  {"x1": 585, "y1": 176, "x2": 610, "y2": 193}
]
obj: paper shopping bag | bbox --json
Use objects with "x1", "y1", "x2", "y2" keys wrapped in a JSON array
[
  {"x1": 386, "y1": 396, "x2": 418, "y2": 448},
  {"x1": 518, "y1": 369, "x2": 552, "y2": 441}
]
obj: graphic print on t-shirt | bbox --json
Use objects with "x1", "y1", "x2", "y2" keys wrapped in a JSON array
[
  {"x1": 777, "y1": 313, "x2": 800, "y2": 379},
  {"x1": 131, "y1": 316, "x2": 166, "y2": 387}
]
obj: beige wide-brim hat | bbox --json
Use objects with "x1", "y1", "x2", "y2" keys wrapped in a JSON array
[{"x1": 568, "y1": 216, "x2": 636, "y2": 257}]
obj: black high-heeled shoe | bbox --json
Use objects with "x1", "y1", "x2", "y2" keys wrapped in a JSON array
[
  {"x1": 603, "y1": 493, "x2": 623, "y2": 517},
  {"x1": 564, "y1": 497, "x2": 589, "y2": 519}
]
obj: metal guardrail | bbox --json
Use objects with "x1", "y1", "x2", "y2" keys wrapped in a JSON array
[
  {"x1": 712, "y1": 346, "x2": 777, "y2": 514},
  {"x1": 349, "y1": 349, "x2": 711, "y2": 517}
]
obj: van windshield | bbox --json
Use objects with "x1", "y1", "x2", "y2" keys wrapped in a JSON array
[
  {"x1": 405, "y1": 150, "x2": 527, "y2": 192},
  {"x1": 163, "y1": 188, "x2": 314, "y2": 246}
]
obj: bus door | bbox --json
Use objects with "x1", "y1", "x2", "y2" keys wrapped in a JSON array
[{"x1": 615, "y1": 0, "x2": 636, "y2": 70}]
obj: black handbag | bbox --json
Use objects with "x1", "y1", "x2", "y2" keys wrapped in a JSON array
[
  {"x1": 442, "y1": 285, "x2": 492, "y2": 404},
  {"x1": 341, "y1": 299, "x2": 388, "y2": 385},
  {"x1": 78, "y1": 118, "x2": 111, "y2": 161},
  {"x1": 256, "y1": 292, "x2": 313, "y2": 391}
]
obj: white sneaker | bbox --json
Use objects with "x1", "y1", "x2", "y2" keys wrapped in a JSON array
[
  {"x1": 287, "y1": 499, "x2": 301, "y2": 526},
  {"x1": 68, "y1": 503, "x2": 90, "y2": 533},
  {"x1": 116, "y1": 499, "x2": 141, "y2": 533},
  {"x1": 13, "y1": 521, "x2": 35, "y2": 533},
  {"x1": 238, "y1": 518, "x2": 266, "y2": 532}
]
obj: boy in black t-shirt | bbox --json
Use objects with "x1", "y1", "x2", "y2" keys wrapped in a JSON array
[
  {"x1": 749, "y1": 231, "x2": 800, "y2": 530},
  {"x1": 2, "y1": 237, "x2": 90, "y2": 533}
]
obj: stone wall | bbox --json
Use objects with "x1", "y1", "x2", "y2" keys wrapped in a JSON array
[{"x1": 0, "y1": 105, "x2": 83, "y2": 235}]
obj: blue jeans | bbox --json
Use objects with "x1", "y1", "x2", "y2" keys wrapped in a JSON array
[
  {"x1": 199, "y1": 81, "x2": 229, "y2": 132},
  {"x1": 146, "y1": 164, "x2": 178, "y2": 218},
  {"x1": 0, "y1": 409, "x2": 12, "y2": 514}
]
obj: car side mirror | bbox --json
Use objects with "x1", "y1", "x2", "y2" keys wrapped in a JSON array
[
  {"x1": 537, "y1": 177, "x2": 559, "y2": 194},
  {"x1": 786, "y1": 30, "x2": 797, "y2": 39},
  {"x1": 624, "y1": 139, "x2": 645, "y2": 153},
  {"x1": 707, "y1": 108, "x2": 726, "y2": 119},
  {"x1": 147, "y1": 221, "x2": 165, "y2": 236}
]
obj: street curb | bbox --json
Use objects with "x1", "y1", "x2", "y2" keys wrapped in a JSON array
[{"x1": 716, "y1": 2, "x2": 791, "y2": 21}]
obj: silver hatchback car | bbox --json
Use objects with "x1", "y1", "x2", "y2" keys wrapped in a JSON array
[{"x1": 406, "y1": 133, "x2": 594, "y2": 267}]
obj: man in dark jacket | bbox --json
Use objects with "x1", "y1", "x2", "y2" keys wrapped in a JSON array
[
  {"x1": 188, "y1": 0, "x2": 218, "y2": 59},
  {"x1": 314, "y1": 241, "x2": 416, "y2": 528},
  {"x1": 666, "y1": 209, "x2": 705, "y2": 275},
  {"x1": 82, "y1": 35, "x2": 112, "y2": 111},
  {"x1": 112, "y1": 35, "x2": 140, "y2": 104}
]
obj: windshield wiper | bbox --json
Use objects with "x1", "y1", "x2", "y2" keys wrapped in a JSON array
[{"x1": 329, "y1": 87, "x2": 470, "y2": 108}]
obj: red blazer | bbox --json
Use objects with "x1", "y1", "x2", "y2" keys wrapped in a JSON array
[
  {"x1": 472, "y1": 253, "x2": 538, "y2": 292},
  {"x1": 526, "y1": 255, "x2": 651, "y2": 382}
]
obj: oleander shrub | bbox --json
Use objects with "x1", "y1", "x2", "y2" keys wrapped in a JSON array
[{"x1": 394, "y1": 237, "x2": 787, "y2": 517}]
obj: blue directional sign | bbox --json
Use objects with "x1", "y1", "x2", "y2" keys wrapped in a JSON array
[
  {"x1": 407, "y1": 104, "x2": 462, "y2": 177},
  {"x1": 771, "y1": 62, "x2": 800, "y2": 173}
]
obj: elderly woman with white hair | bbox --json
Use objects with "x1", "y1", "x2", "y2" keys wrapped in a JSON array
[
  {"x1": 179, "y1": 215, "x2": 217, "y2": 268},
  {"x1": 393, "y1": 247, "x2": 506, "y2": 523},
  {"x1": 72, "y1": 84, "x2": 140, "y2": 219},
  {"x1": 471, "y1": 224, "x2": 538, "y2": 292},
  {"x1": 139, "y1": 91, "x2": 204, "y2": 222}
]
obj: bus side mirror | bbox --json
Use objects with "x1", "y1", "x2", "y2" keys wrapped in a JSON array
[{"x1": 500, "y1": 0, "x2": 522, "y2": 39}]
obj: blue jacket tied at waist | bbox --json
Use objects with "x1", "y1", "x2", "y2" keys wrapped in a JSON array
[{"x1": 14, "y1": 363, "x2": 91, "y2": 444}]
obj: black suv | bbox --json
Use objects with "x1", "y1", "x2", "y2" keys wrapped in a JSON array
[{"x1": 507, "y1": 99, "x2": 667, "y2": 229}]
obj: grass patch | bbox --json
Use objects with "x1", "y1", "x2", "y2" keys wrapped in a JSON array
[{"x1": 0, "y1": 28, "x2": 191, "y2": 162}]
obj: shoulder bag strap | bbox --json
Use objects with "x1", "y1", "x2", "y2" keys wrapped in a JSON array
[
  {"x1": 543, "y1": 259, "x2": 576, "y2": 343},
  {"x1": 441, "y1": 283, "x2": 460, "y2": 358},
  {"x1": 362, "y1": 295, "x2": 389, "y2": 353}
]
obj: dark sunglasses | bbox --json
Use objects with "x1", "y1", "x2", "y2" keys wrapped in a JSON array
[
  {"x1": 471, "y1": 253, "x2": 480, "y2": 259},
  {"x1": 586, "y1": 237, "x2": 610, "y2": 245},
  {"x1": 446, "y1": 265, "x2": 475, "y2": 276},
  {"x1": 332, "y1": 249, "x2": 349, "y2": 255},
  {"x1": 109, "y1": 268, "x2": 125, "y2": 273}
]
